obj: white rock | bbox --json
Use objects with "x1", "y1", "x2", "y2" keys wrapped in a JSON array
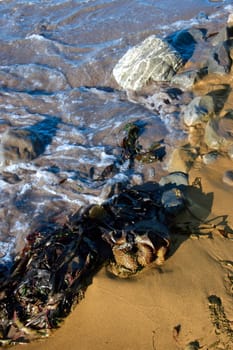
[
  {"x1": 227, "y1": 13, "x2": 233, "y2": 24},
  {"x1": 113, "y1": 35, "x2": 183, "y2": 91},
  {"x1": 0, "y1": 127, "x2": 44, "y2": 164}
]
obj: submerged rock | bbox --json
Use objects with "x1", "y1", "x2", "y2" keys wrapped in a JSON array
[
  {"x1": 0, "y1": 64, "x2": 69, "y2": 92},
  {"x1": 113, "y1": 35, "x2": 183, "y2": 91},
  {"x1": 166, "y1": 28, "x2": 203, "y2": 63},
  {"x1": 171, "y1": 70, "x2": 197, "y2": 90},
  {"x1": 161, "y1": 188, "x2": 185, "y2": 215},
  {"x1": 206, "y1": 14, "x2": 233, "y2": 75},
  {"x1": 127, "y1": 85, "x2": 183, "y2": 115},
  {"x1": 120, "y1": 122, "x2": 166, "y2": 165},
  {"x1": 0, "y1": 127, "x2": 44, "y2": 165},
  {"x1": 182, "y1": 96, "x2": 214, "y2": 126},
  {"x1": 207, "y1": 41, "x2": 232, "y2": 75},
  {"x1": 204, "y1": 111, "x2": 233, "y2": 150}
]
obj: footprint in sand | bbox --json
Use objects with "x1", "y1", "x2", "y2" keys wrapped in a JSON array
[
  {"x1": 219, "y1": 259, "x2": 233, "y2": 294},
  {"x1": 207, "y1": 295, "x2": 233, "y2": 350}
]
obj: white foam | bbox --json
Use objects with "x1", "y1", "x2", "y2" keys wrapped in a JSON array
[
  {"x1": 18, "y1": 183, "x2": 32, "y2": 195},
  {"x1": 54, "y1": 143, "x2": 77, "y2": 152},
  {"x1": 111, "y1": 173, "x2": 129, "y2": 183},
  {"x1": 25, "y1": 33, "x2": 48, "y2": 41},
  {"x1": 98, "y1": 151, "x2": 116, "y2": 166},
  {"x1": 11, "y1": 220, "x2": 30, "y2": 235},
  {"x1": 0, "y1": 179, "x2": 9, "y2": 190},
  {"x1": 34, "y1": 169, "x2": 58, "y2": 186},
  {"x1": 5, "y1": 162, "x2": 37, "y2": 172},
  {"x1": 81, "y1": 193, "x2": 104, "y2": 205},
  {"x1": 0, "y1": 239, "x2": 15, "y2": 265},
  {"x1": 158, "y1": 4, "x2": 233, "y2": 35}
]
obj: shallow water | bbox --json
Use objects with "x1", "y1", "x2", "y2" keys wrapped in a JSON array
[{"x1": 0, "y1": 0, "x2": 232, "y2": 271}]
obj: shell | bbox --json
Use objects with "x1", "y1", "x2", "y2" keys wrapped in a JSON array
[
  {"x1": 112, "y1": 246, "x2": 138, "y2": 272},
  {"x1": 102, "y1": 230, "x2": 127, "y2": 246},
  {"x1": 136, "y1": 241, "x2": 155, "y2": 267},
  {"x1": 155, "y1": 246, "x2": 168, "y2": 265},
  {"x1": 107, "y1": 263, "x2": 135, "y2": 279}
]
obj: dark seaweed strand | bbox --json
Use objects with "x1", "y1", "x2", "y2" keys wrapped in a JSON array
[
  {"x1": 0, "y1": 218, "x2": 104, "y2": 345},
  {"x1": 0, "y1": 181, "x2": 191, "y2": 345}
]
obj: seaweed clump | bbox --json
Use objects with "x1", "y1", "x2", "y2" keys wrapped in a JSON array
[
  {"x1": 0, "y1": 178, "x2": 185, "y2": 346},
  {"x1": 121, "y1": 122, "x2": 166, "y2": 164}
]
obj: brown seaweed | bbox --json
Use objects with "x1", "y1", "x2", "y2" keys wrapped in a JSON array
[
  {"x1": 121, "y1": 123, "x2": 165, "y2": 164},
  {"x1": 0, "y1": 180, "x2": 193, "y2": 345}
]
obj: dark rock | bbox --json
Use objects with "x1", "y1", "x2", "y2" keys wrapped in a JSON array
[
  {"x1": 137, "y1": 123, "x2": 167, "y2": 154},
  {"x1": 0, "y1": 64, "x2": 69, "y2": 92},
  {"x1": 204, "y1": 111, "x2": 233, "y2": 150},
  {"x1": 166, "y1": 29, "x2": 204, "y2": 63},
  {"x1": 127, "y1": 87, "x2": 180, "y2": 114},
  {"x1": 182, "y1": 96, "x2": 214, "y2": 126},
  {"x1": 207, "y1": 40, "x2": 232, "y2": 74},
  {"x1": 222, "y1": 170, "x2": 233, "y2": 186},
  {"x1": 1, "y1": 171, "x2": 21, "y2": 184},
  {"x1": 227, "y1": 14, "x2": 233, "y2": 39},
  {"x1": 206, "y1": 86, "x2": 231, "y2": 114},
  {"x1": 161, "y1": 188, "x2": 185, "y2": 215},
  {"x1": 0, "y1": 127, "x2": 44, "y2": 164},
  {"x1": 171, "y1": 70, "x2": 198, "y2": 90}
]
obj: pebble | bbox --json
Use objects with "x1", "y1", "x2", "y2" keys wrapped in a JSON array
[
  {"x1": 159, "y1": 171, "x2": 189, "y2": 187},
  {"x1": 161, "y1": 188, "x2": 185, "y2": 215},
  {"x1": 222, "y1": 170, "x2": 233, "y2": 186},
  {"x1": 202, "y1": 151, "x2": 219, "y2": 165},
  {"x1": 184, "y1": 341, "x2": 200, "y2": 350},
  {"x1": 183, "y1": 96, "x2": 214, "y2": 127},
  {"x1": 130, "y1": 173, "x2": 143, "y2": 186}
]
